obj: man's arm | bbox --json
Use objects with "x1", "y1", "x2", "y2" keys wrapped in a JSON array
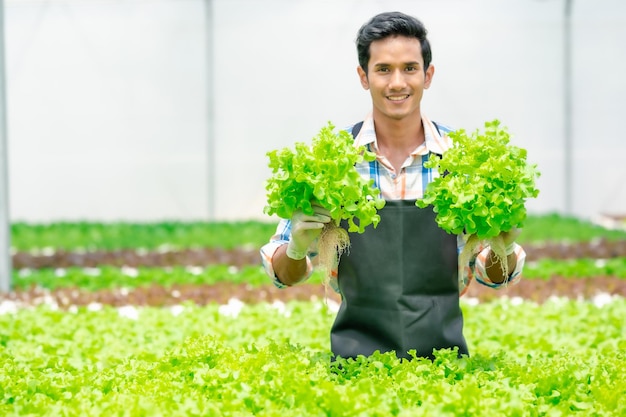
[
  {"x1": 272, "y1": 244, "x2": 310, "y2": 286},
  {"x1": 260, "y1": 205, "x2": 331, "y2": 287},
  {"x1": 484, "y1": 227, "x2": 521, "y2": 284}
]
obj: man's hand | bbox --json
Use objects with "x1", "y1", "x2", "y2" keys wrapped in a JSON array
[
  {"x1": 286, "y1": 205, "x2": 332, "y2": 260},
  {"x1": 501, "y1": 227, "x2": 521, "y2": 255},
  {"x1": 485, "y1": 227, "x2": 521, "y2": 284}
]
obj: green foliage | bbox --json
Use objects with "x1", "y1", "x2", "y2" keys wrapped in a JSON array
[
  {"x1": 520, "y1": 213, "x2": 626, "y2": 243},
  {"x1": 264, "y1": 121, "x2": 385, "y2": 233},
  {"x1": 10, "y1": 213, "x2": 626, "y2": 252},
  {"x1": 417, "y1": 120, "x2": 540, "y2": 238},
  {"x1": 12, "y1": 265, "x2": 310, "y2": 291},
  {"x1": 0, "y1": 299, "x2": 624, "y2": 416},
  {"x1": 10, "y1": 258, "x2": 626, "y2": 293},
  {"x1": 10, "y1": 221, "x2": 278, "y2": 252},
  {"x1": 523, "y1": 257, "x2": 626, "y2": 279}
]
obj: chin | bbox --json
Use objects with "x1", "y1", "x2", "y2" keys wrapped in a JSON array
[{"x1": 385, "y1": 112, "x2": 411, "y2": 121}]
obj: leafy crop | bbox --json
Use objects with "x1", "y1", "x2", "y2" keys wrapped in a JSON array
[
  {"x1": 12, "y1": 265, "x2": 298, "y2": 291},
  {"x1": 0, "y1": 299, "x2": 624, "y2": 416},
  {"x1": 10, "y1": 213, "x2": 626, "y2": 252},
  {"x1": 263, "y1": 122, "x2": 385, "y2": 233},
  {"x1": 417, "y1": 120, "x2": 540, "y2": 277},
  {"x1": 520, "y1": 213, "x2": 626, "y2": 243},
  {"x1": 10, "y1": 221, "x2": 278, "y2": 251},
  {"x1": 417, "y1": 120, "x2": 540, "y2": 238},
  {"x1": 10, "y1": 259, "x2": 626, "y2": 294}
]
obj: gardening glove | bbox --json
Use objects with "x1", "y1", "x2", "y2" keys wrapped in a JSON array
[
  {"x1": 501, "y1": 227, "x2": 521, "y2": 255},
  {"x1": 286, "y1": 205, "x2": 332, "y2": 260}
]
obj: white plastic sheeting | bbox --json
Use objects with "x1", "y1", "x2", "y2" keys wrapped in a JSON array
[{"x1": 3, "y1": 0, "x2": 626, "y2": 223}]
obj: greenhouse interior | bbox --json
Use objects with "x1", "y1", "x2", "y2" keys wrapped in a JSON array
[{"x1": 0, "y1": 1, "x2": 624, "y2": 415}]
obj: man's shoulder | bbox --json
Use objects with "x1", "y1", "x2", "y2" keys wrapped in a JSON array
[
  {"x1": 432, "y1": 121, "x2": 454, "y2": 135},
  {"x1": 345, "y1": 121, "x2": 364, "y2": 138}
]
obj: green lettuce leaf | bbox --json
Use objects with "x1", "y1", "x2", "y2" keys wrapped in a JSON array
[
  {"x1": 264, "y1": 122, "x2": 385, "y2": 233},
  {"x1": 417, "y1": 120, "x2": 540, "y2": 238}
]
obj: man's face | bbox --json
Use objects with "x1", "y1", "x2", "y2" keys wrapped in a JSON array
[{"x1": 358, "y1": 36, "x2": 434, "y2": 122}]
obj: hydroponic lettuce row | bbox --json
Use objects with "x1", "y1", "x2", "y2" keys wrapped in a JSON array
[
  {"x1": 264, "y1": 121, "x2": 385, "y2": 233},
  {"x1": 9, "y1": 215, "x2": 626, "y2": 252},
  {"x1": 1, "y1": 300, "x2": 624, "y2": 416},
  {"x1": 417, "y1": 120, "x2": 540, "y2": 238}
]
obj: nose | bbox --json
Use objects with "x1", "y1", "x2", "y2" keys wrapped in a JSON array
[{"x1": 389, "y1": 69, "x2": 406, "y2": 89}]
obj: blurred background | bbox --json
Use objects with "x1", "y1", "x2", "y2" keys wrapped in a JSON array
[{"x1": 2, "y1": 0, "x2": 625, "y2": 223}]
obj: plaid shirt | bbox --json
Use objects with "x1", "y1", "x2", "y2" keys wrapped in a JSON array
[{"x1": 261, "y1": 113, "x2": 526, "y2": 296}]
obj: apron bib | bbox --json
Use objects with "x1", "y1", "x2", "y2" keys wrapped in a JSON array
[{"x1": 331, "y1": 200, "x2": 468, "y2": 360}]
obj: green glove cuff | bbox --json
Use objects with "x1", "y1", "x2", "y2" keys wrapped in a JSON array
[
  {"x1": 286, "y1": 242, "x2": 307, "y2": 260},
  {"x1": 505, "y1": 242, "x2": 517, "y2": 256}
]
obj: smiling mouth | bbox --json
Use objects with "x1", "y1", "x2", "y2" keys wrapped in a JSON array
[{"x1": 387, "y1": 95, "x2": 409, "y2": 101}]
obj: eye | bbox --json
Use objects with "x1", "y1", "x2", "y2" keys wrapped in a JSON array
[
  {"x1": 377, "y1": 67, "x2": 390, "y2": 73},
  {"x1": 405, "y1": 65, "x2": 418, "y2": 72}
]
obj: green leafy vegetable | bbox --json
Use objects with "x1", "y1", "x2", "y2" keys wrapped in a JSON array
[
  {"x1": 417, "y1": 120, "x2": 540, "y2": 238},
  {"x1": 9, "y1": 214, "x2": 626, "y2": 253},
  {"x1": 264, "y1": 121, "x2": 385, "y2": 233},
  {"x1": 1, "y1": 299, "x2": 625, "y2": 416},
  {"x1": 417, "y1": 120, "x2": 540, "y2": 278}
]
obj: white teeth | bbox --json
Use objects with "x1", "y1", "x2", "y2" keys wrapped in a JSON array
[{"x1": 388, "y1": 95, "x2": 409, "y2": 101}]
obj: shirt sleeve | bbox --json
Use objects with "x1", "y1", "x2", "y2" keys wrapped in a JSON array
[{"x1": 260, "y1": 218, "x2": 315, "y2": 288}]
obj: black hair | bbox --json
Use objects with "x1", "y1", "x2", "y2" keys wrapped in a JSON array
[{"x1": 356, "y1": 11, "x2": 432, "y2": 74}]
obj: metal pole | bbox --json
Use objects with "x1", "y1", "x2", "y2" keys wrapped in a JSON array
[
  {"x1": 205, "y1": 0, "x2": 215, "y2": 220},
  {"x1": 564, "y1": 0, "x2": 573, "y2": 215},
  {"x1": 0, "y1": 0, "x2": 12, "y2": 292}
]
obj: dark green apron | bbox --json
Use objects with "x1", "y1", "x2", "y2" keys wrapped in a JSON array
[{"x1": 331, "y1": 200, "x2": 468, "y2": 360}]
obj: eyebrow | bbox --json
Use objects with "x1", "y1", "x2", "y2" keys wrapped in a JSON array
[{"x1": 373, "y1": 61, "x2": 422, "y2": 68}]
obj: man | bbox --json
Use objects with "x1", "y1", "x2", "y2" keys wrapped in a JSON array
[{"x1": 260, "y1": 11, "x2": 525, "y2": 360}]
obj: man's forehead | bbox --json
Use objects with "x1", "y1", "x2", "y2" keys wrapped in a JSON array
[{"x1": 368, "y1": 36, "x2": 424, "y2": 64}]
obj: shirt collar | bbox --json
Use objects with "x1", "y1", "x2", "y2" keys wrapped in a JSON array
[{"x1": 353, "y1": 112, "x2": 451, "y2": 155}]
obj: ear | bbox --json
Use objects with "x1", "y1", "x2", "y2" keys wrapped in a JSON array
[
  {"x1": 357, "y1": 66, "x2": 369, "y2": 90},
  {"x1": 424, "y1": 64, "x2": 435, "y2": 89}
]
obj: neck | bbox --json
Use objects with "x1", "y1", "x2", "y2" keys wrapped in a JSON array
[{"x1": 373, "y1": 112, "x2": 424, "y2": 150}]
